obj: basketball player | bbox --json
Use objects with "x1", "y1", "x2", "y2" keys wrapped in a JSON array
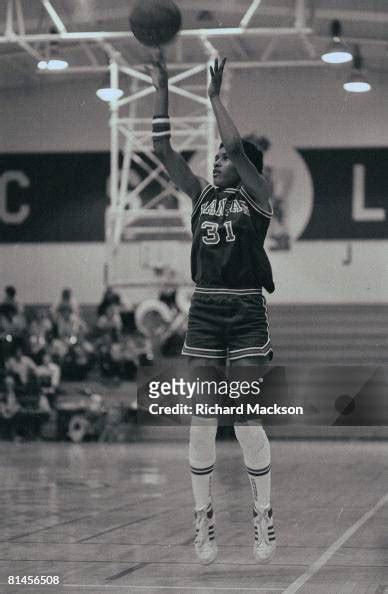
[{"x1": 149, "y1": 51, "x2": 275, "y2": 565}]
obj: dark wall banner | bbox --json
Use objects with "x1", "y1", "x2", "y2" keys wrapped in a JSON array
[
  {"x1": 0, "y1": 151, "x2": 195, "y2": 243},
  {"x1": 2, "y1": 148, "x2": 387, "y2": 243},
  {"x1": 299, "y1": 147, "x2": 388, "y2": 240},
  {"x1": 0, "y1": 152, "x2": 110, "y2": 242}
]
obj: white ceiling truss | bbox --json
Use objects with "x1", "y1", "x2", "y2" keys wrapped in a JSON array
[{"x1": 0, "y1": 0, "x2": 387, "y2": 88}]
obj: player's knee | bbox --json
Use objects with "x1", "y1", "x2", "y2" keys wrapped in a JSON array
[
  {"x1": 189, "y1": 419, "x2": 217, "y2": 467},
  {"x1": 234, "y1": 422, "x2": 270, "y2": 461}
]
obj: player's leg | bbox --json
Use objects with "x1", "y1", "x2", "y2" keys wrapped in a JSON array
[
  {"x1": 188, "y1": 357, "x2": 224, "y2": 565},
  {"x1": 228, "y1": 291, "x2": 275, "y2": 562},
  {"x1": 228, "y1": 292, "x2": 273, "y2": 514},
  {"x1": 190, "y1": 413, "x2": 218, "y2": 511},
  {"x1": 230, "y1": 356, "x2": 276, "y2": 563},
  {"x1": 183, "y1": 293, "x2": 227, "y2": 563},
  {"x1": 183, "y1": 295, "x2": 224, "y2": 513},
  {"x1": 190, "y1": 411, "x2": 218, "y2": 565}
]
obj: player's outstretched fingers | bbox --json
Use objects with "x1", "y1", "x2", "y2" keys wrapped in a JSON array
[{"x1": 151, "y1": 46, "x2": 165, "y2": 66}]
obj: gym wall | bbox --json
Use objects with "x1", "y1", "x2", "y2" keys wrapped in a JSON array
[{"x1": 1, "y1": 68, "x2": 387, "y2": 304}]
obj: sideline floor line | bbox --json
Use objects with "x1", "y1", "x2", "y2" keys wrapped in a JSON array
[{"x1": 283, "y1": 492, "x2": 388, "y2": 594}]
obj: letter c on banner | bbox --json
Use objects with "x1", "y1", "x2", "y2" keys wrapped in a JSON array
[{"x1": 0, "y1": 171, "x2": 30, "y2": 224}]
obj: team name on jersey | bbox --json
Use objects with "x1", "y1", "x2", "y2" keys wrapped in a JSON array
[{"x1": 200, "y1": 197, "x2": 249, "y2": 217}]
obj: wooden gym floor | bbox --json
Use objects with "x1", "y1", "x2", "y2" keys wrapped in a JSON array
[{"x1": 0, "y1": 437, "x2": 387, "y2": 593}]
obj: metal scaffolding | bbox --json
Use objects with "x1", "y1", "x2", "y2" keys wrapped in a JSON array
[
  {"x1": 94, "y1": 0, "x2": 318, "y2": 291},
  {"x1": 104, "y1": 39, "x2": 225, "y2": 289},
  {"x1": 0, "y1": 0, "x2": 324, "y2": 294},
  {"x1": 3, "y1": 0, "x2": 385, "y2": 295}
]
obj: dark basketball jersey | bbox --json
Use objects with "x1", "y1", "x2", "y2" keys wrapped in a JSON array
[{"x1": 191, "y1": 184, "x2": 275, "y2": 292}]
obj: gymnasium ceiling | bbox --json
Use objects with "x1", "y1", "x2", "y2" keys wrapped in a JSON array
[{"x1": 0, "y1": 0, "x2": 387, "y2": 90}]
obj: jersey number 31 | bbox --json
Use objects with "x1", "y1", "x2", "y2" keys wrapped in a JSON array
[{"x1": 201, "y1": 220, "x2": 236, "y2": 245}]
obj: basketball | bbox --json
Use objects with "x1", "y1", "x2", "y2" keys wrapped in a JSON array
[{"x1": 129, "y1": 0, "x2": 182, "y2": 47}]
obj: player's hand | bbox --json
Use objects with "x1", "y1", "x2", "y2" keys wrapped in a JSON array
[
  {"x1": 208, "y1": 57, "x2": 226, "y2": 98},
  {"x1": 146, "y1": 47, "x2": 168, "y2": 90}
]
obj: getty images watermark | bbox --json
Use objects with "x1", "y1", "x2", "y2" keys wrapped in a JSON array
[
  {"x1": 145, "y1": 376, "x2": 304, "y2": 418},
  {"x1": 138, "y1": 365, "x2": 388, "y2": 427}
]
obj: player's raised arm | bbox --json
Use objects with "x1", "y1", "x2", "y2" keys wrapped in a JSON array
[
  {"x1": 208, "y1": 58, "x2": 271, "y2": 211},
  {"x1": 148, "y1": 50, "x2": 207, "y2": 203}
]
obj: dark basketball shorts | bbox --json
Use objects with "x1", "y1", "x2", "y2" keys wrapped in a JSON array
[
  {"x1": 182, "y1": 287, "x2": 273, "y2": 362},
  {"x1": 182, "y1": 288, "x2": 272, "y2": 422}
]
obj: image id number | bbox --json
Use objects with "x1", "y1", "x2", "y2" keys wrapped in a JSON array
[{"x1": 8, "y1": 575, "x2": 60, "y2": 585}]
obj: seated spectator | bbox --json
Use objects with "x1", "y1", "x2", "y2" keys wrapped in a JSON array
[
  {"x1": 36, "y1": 352, "x2": 61, "y2": 390},
  {"x1": 56, "y1": 308, "x2": 87, "y2": 341},
  {"x1": 97, "y1": 286, "x2": 122, "y2": 318},
  {"x1": 97, "y1": 334, "x2": 137, "y2": 381},
  {"x1": 5, "y1": 344, "x2": 41, "y2": 411},
  {"x1": 52, "y1": 288, "x2": 79, "y2": 321},
  {"x1": 0, "y1": 313, "x2": 14, "y2": 336},
  {"x1": 97, "y1": 287, "x2": 136, "y2": 333},
  {"x1": 0, "y1": 286, "x2": 22, "y2": 319},
  {"x1": 0, "y1": 324, "x2": 16, "y2": 368},
  {"x1": 26, "y1": 309, "x2": 53, "y2": 364},
  {"x1": 51, "y1": 309, "x2": 94, "y2": 380},
  {"x1": 0, "y1": 287, "x2": 26, "y2": 340},
  {"x1": 6, "y1": 345, "x2": 37, "y2": 386},
  {"x1": 30, "y1": 308, "x2": 53, "y2": 337},
  {"x1": 36, "y1": 352, "x2": 61, "y2": 407},
  {"x1": 3, "y1": 313, "x2": 26, "y2": 340},
  {"x1": 97, "y1": 304, "x2": 123, "y2": 340},
  {"x1": 4, "y1": 359, "x2": 49, "y2": 439},
  {"x1": 0, "y1": 375, "x2": 20, "y2": 440}
]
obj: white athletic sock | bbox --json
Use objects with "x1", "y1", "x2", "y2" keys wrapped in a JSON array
[
  {"x1": 190, "y1": 465, "x2": 214, "y2": 511},
  {"x1": 234, "y1": 423, "x2": 271, "y2": 509},
  {"x1": 189, "y1": 420, "x2": 217, "y2": 511}
]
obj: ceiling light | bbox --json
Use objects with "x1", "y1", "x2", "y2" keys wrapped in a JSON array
[
  {"x1": 343, "y1": 46, "x2": 371, "y2": 93},
  {"x1": 96, "y1": 59, "x2": 123, "y2": 102},
  {"x1": 343, "y1": 79, "x2": 371, "y2": 93},
  {"x1": 96, "y1": 87, "x2": 124, "y2": 101},
  {"x1": 47, "y1": 58, "x2": 68, "y2": 70},
  {"x1": 321, "y1": 20, "x2": 352, "y2": 64},
  {"x1": 37, "y1": 57, "x2": 69, "y2": 71},
  {"x1": 37, "y1": 27, "x2": 69, "y2": 71}
]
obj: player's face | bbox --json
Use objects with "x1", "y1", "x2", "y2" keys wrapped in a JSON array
[{"x1": 213, "y1": 147, "x2": 240, "y2": 189}]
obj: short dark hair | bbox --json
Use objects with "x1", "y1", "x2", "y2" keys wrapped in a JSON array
[
  {"x1": 241, "y1": 140, "x2": 263, "y2": 174},
  {"x1": 219, "y1": 141, "x2": 263, "y2": 174}
]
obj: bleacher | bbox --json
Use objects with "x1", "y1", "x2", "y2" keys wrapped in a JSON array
[
  {"x1": 24, "y1": 302, "x2": 388, "y2": 366},
  {"x1": 270, "y1": 304, "x2": 388, "y2": 365}
]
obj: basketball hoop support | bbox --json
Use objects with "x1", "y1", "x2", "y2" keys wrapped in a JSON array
[{"x1": 105, "y1": 52, "x2": 220, "y2": 294}]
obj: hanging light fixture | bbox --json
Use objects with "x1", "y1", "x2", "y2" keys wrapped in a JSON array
[
  {"x1": 321, "y1": 20, "x2": 353, "y2": 64},
  {"x1": 37, "y1": 57, "x2": 69, "y2": 70},
  {"x1": 37, "y1": 28, "x2": 69, "y2": 71},
  {"x1": 343, "y1": 45, "x2": 371, "y2": 93},
  {"x1": 96, "y1": 84, "x2": 124, "y2": 101},
  {"x1": 96, "y1": 59, "x2": 124, "y2": 101}
]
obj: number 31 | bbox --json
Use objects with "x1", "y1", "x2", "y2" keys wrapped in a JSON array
[{"x1": 201, "y1": 220, "x2": 235, "y2": 245}]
